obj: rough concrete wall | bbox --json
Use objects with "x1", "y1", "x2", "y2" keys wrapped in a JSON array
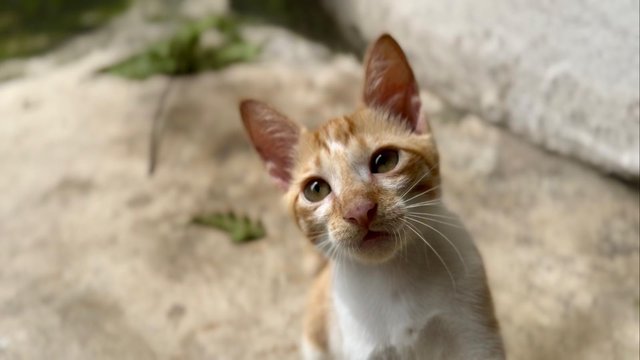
[{"x1": 323, "y1": 0, "x2": 640, "y2": 179}]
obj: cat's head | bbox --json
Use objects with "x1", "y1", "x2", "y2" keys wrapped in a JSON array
[{"x1": 240, "y1": 34, "x2": 440, "y2": 264}]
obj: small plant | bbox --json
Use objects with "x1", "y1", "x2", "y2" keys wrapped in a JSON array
[
  {"x1": 191, "y1": 211, "x2": 266, "y2": 243},
  {"x1": 100, "y1": 15, "x2": 260, "y2": 79}
]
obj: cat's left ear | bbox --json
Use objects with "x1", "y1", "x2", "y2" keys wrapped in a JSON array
[
  {"x1": 240, "y1": 100, "x2": 301, "y2": 190},
  {"x1": 363, "y1": 34, "x2": 428, "y2": 133}
]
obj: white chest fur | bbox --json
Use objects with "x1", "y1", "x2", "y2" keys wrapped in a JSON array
[{"x1": 329, "y1": 219, "x2": 503, "y2": 360}]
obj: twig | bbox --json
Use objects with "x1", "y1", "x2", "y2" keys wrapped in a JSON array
[{"x1": 148, "y1": 76, "x2": 175, "y2": 175}]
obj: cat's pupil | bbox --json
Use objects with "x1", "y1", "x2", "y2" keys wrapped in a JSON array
[
  {"x1": 311, "y1": 181, "x2": 321, "y2": 192},
  {"x1": 371, "y1": 148, "x2": 399, "y2": 173},
  {"x1": 303, "y1": 178, "x2": 331, "y2": 202}
]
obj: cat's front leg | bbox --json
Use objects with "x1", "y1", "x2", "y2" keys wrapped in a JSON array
[{"x1": 302, "y1": 266, "x2": 332, "y2": 360}]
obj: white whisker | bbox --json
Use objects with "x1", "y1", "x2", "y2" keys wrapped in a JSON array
[
  {"x1": 406, "y1": 214, "x2": 463, "y2": 229},
  {"x1": 410, "y1": 212, "x2": 459, "y2": 221},
  {"x1": 400, "y1": 169, "x2": 432, "y2": 199},
  {"x1": 404, "y1": 216, "x2": 468, "y2": 275},
  {"x1": 405, "y1": 201, "x2": 441, "y2": 209},
  {"x1": 401, "y1": 218, "x2": 456, "y2": 290},
  {"x1": 403, "y1": 184, "x2": 441, "y2": 203}
]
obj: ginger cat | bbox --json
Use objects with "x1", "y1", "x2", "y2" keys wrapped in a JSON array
[{"x1": 239, "y1": 34, "x2": 505, "y2": 360}]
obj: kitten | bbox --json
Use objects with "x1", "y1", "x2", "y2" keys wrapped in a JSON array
[{"x1": 239, "y1": 34, "x2": 505, "y2": 360}]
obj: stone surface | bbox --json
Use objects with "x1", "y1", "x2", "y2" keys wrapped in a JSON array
[
  {"x1": 0, "y1": 3, "x2": 638, "y2": 360},
  {"x1": 323, "y1": 0, "x2": 640, "y2": 179}
]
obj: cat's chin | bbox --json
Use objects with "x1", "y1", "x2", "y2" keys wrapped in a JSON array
[{"x1": 348, "y1": 231, "x2": 400, "y2": 264}]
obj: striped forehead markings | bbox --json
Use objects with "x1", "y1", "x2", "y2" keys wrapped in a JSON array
[
  {"x1": 311, "y1": 116, "x2": 357, "y2": 152},
  {"x1": 327, "y1": 138, "x2": 347, "y2": 154},
  {"x1": 331, "y1": 116, "x2": 356, "y2": 145}
]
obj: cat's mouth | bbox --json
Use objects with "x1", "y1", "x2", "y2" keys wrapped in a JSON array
[
  {"x1": 359, "y1": 231, "x2": 391, "y2": 249},
  {"x1": 345, "y1": 229, "x2": 400, "y2": 263}
]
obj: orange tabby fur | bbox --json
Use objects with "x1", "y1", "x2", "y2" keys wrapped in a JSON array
[{"x1": 303, "y1": 263, "x2": 332, "y2": 352}]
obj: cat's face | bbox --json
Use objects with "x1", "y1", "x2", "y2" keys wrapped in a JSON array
[
  {"x1": 240, "y1": 35, "x2": 439, "y2": 264},
  {"x1": 288, "y1": 109, "x2": 439, "y2": 263}
]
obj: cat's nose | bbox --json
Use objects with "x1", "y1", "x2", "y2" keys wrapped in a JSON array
[{"x1": 344, "y1": 199, "x2": 377, "y2": 228}]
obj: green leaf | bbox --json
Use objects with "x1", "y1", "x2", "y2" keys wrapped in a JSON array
[
  {"x1": 191, "y1": 211, "x2": 266, "y2": 243},
  {"x1": 99, "y1": 14, "x2": 260, "y2": 79}
]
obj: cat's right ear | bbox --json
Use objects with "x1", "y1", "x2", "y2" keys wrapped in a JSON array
[
  {"x1": 240, "y1": 100, "x2": 300, "y2": 190},
  {"x1": 363, "y1": 34, "x2": 428, "y2": 133}
]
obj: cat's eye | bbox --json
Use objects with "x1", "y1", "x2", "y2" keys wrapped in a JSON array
[
  {"x1": 303, "y1": 178, "x2": 332, "y2": 202},
  {"x1": 370, "y1": 148, "x2": 399, "y2": 173}
]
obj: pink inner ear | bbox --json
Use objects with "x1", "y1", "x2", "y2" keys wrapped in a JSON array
[
  {"x1": 265, "y1": 162, "x2": 291, "y2": 191},
  {"x1": 364, "y1": 35, "x2": 425, "y2": 133},
  {"x1": 240, "y1": 100, "x2": 300, "y2": 190}
]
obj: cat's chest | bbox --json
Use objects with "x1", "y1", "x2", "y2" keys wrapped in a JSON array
[{"x1": 332, "y1": 266, "x2": 452, "y2": 359}]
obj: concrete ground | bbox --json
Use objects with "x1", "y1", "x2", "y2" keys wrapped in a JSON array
[{"x1": 0, "y1": 3, "x2": 638, "y2": 359}]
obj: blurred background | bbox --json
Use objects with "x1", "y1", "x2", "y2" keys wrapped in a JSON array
[{"x1": 0, "y1": 0, "x2": 638, "y2": 359}]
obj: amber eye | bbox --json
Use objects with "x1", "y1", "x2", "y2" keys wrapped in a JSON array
[
  {"x1": 370, "y1": 148, "x2": 399, "y2": 173},
  {"x1": 303, "y1": 178, "x2": 331, "y2": 202}
]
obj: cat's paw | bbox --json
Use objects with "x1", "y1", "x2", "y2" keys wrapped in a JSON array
[{"x1": 301, "y1": 337, "x2": 329, "y2": 360}]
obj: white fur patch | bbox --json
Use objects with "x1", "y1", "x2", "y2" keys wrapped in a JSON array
[
  {"x1": 326, "y1": 206, "x2": 504, "y2": 359},
  {"x1": 301, "y1": 337, "x2": 327, "y2": 360}
]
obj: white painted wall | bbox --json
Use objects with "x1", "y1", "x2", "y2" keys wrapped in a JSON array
[{"x1": 324, "y1": 0, "x2": 640, "y2": 178}]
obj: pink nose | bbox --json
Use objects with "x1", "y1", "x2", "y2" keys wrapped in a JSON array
[{"x1": 343, "y1": 199, "x2": 377, "y2": 228}]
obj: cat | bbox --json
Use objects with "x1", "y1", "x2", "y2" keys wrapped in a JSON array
[{"x1": 239, "y1": 34, "x2": 505, "y2": 360}]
